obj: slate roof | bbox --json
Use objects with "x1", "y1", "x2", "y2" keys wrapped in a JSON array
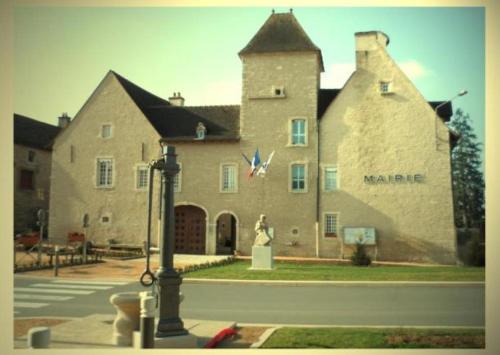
[
  {"x1": 112, "y1": 71, "x2": 240, "y2": 140},
  {"x1": 239, "y1": 12, "x2": 324, "y2": 71},
  {"x1": 14, "y1": 114, "x2": 61, "y2": 150},
  {"x1": 429, "y1": 101, "x2": 453, "y2": 122},
  {"x1": 318, "y1": 89, "x2": 341, "y2": 118}
]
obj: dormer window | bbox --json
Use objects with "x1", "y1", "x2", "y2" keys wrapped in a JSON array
[
  {"x1": 195, "y1": 122, "x2": 207, "y2": 140},
  {"x1": 380, "y1": 81, "x2": 393, "y2": 94}
]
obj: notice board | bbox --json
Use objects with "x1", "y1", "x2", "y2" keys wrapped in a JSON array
[{"x1": 343, "y1": 227, "x2": 376, "y2": 245}]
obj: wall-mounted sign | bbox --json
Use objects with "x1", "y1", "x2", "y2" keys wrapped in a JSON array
[
  {"x1": 344, "y1": 227, "x2": 376, "y2": 245},
  {"x1": 364, "y1": 174, "x2": 424, "y2": 184}
]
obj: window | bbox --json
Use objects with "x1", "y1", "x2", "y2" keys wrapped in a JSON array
[
  {"x1": 96, "y1": 158, "x2": 113, "y2": 187},
  {"x1": 221, "y1": 164, "x2": 237, "y2": 192},
  {"x1": 101, "y1": 124, "x2": 112, "y2": 138},
  {"x1": 136, "y1": 166, "x2": 149, "y2": 190},
  {"x1": 100, "y1": 214, "x2": 112, "y2": 224},
  {"x1": 291, "y1": 119, "x2": 306, "y2": 145},
  {"x1": 20, "y1": 169, "x2": 34, "y2": 190},
  {"x1": 324, "y1": 213, "x2": 338, "y2": 237},
  {"x1": 70, "y1": 145, "x2": 75, "y2": 163},
  {"x1": 380, "y1": 81, "x2": 393, "y2": 94},
  {"x1": 324, "y1": 167, "x2": 338, "y2": 191},
  {"x1": 37, "y1": 188, "x2": 45, "y2": 200},
  {"x1": 28, "y1": 150, "x2": 36, "y2": 162},
  {"x1": 291, "y1": 164, "x2": 306, "y2": 192},
  {"x1": 173, "y1": 163, "x2": 182, "y2": 192},
  {"x1": 272, "y1": 85, "x2": 285, "y2": 97}
]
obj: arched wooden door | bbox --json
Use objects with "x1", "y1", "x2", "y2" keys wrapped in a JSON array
[{"x1": 174, "y1": 205, "x2": 206, "y2": 254}]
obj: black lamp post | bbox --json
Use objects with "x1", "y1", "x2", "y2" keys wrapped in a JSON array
[{"x1": 154, "y1": 144, "x2": 187, "y2": 338}]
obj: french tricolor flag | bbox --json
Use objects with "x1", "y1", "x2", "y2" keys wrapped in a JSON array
[{"x1": 248, "y1": 148, "x2": 261, "y2": 177}]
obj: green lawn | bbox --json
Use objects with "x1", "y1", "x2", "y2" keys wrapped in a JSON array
[
  {"x1": 183, "y1": 260, "x2": 484, "y2": 281},
  {"x1": 261, "y1": 327, "x2": 485, "y2": 348}
]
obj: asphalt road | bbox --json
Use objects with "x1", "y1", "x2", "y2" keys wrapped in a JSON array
[{"x1": 14, "y1": 276, "x2": 485, "y2": 327}]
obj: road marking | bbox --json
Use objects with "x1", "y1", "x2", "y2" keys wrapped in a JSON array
[
  {"x1": 30, "y1": 283, "x2": 112, "y2": 290},
  {"x1": 14, "y1": 287, "x2": 94, "y2": 295},
  {"x1": 14, "y1": 294, "x2": 73, "y2": 301},
  {"x1": 50, "y1": 280, "x2": 129, "y2": 286},
  {"x1": 14, "y1": 302, "x2": 49, "y2": 308}
]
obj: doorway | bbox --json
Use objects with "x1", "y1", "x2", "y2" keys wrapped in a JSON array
[{"x1": 216, "y1": 213, "x2": 237, "y2": 255}]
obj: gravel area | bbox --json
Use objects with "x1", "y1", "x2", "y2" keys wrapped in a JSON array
[{"x1": 14, "y1": 318, "x2": 71, "y2": 338}]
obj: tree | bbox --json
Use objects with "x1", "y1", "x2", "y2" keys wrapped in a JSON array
[{"x1": 448, "y1": 108, "x2": 485, "y2": 229}]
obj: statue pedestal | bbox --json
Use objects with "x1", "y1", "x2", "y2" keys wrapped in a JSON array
[{"x1": 250, "y1": 245, "x2": 274, "y2": 270}]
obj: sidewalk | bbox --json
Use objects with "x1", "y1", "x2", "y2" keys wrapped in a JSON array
[
  {"x1": 15, "y1": 254, "x2": 232, "y2": 281},
  {"x1": 14, "y1": 314, "x2": 238, "y2": 349}
]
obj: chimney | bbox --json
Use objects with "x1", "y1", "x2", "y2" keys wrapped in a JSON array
[
  {"x1": 58, "y1": 112, "x2": 71, "y2": 128},
  {"x1": 168, "y1": 92, "x2": 185, "y2": 107},
  {"x1": 355, "y1": 31, "x2": 390, "y2": 68}
]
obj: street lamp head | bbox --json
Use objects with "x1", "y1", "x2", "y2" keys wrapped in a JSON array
[{"x1": 458, "y1": 89, "x2": 468, "y2": 96}]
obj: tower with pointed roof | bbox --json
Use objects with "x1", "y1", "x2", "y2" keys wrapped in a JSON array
[{"x1": 237, "y1": 10, "x2": 324, "y2": 255}]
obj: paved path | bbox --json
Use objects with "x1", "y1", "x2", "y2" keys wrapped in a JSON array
[
  {"x1": 14, "y1": 277, "x2": 137, "y2": 317},
  {"x1": 14, "y1": 276, "x2": 484, "y2": 327}
]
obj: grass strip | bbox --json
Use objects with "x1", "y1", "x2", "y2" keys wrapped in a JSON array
[
  {"x1": 261, "y1": 327, "x2": 485, "y2": 348},
  {"x1": 184, "y1": 260, "x2": 485, "y2": 281}
]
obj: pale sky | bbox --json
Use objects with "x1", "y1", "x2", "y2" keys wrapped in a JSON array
[{"x1": 14, "y1": 6, "x2": 485, "y2": 165}]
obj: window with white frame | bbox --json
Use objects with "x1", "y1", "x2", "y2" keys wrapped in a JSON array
[
  {"x1": 324, "y1": 213, "x2": 338, "y2": 237},
  {"x1": 96, "y1": 158, "x2": 113, "y2": 187},
  {"x1": 324, "y1": 166, "x2": 338, "y2": 191},
  {"x1": 221, "y1": 164, "x2": 237, "y2": 192},
  {"x1": 101, "y1": 124, "x2": 112, "y2": 138},
  {"x1": 291, "y1": 119, "x2": 306, "y2": 145},
  {"x1": 173, "y1": 163, "x2": 182, "y2": 192},
  {"x1": 136, "y1": 166, "x2": 149, "y2": 190},
  {"x1": 380, "y1": 81, "x2": 393, "y2": 94},
  {"x1": 291, "y1": 164, "x2": 306, "y2": 192}
]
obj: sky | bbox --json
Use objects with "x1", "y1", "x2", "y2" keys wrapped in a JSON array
[{"x1": 14, "y1": 6, "x2": 485, "y2": 165}]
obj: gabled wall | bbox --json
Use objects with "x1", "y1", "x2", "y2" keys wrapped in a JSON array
[
  {"x1": 49, "y1": 72, "x2": 163, "y2": 246},
  {"x1": 319, "y1": 32, "x2": 456, "y2": 264}
]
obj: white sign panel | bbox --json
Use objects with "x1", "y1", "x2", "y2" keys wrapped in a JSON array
[{"x1": 343, "y1": 227, "x2": 376, "y2": 245}]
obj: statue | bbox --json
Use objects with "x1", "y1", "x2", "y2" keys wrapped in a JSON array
[
  {"x1": 254, "y1": 214, "x2": 272, "y2": 246},
  {"x1": 195, "y1": 122, "x2": 207, "y2": 140}
]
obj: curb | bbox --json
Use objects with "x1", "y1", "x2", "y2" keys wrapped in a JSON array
[
  {"x1": 249, "y1": 327, "x2": 279, "y2": 348},
  {"x1": 14, "y1": 273, "x2": 484, "y2": 287},
  {"x1": 183, "y1": 278, "x2": 485, "y2": 287}
]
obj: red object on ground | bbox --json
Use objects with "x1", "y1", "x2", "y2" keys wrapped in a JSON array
[{"x1": 203, "y1": 328, "x2": 237, "y2": 348}]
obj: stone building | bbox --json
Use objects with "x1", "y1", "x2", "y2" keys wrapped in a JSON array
[
  {"x1": 14, "y1": 114, "x2": 62, "y2": 235},
  {"x1": 48, "y1": 11, "x2": 457, "y2": 264}
]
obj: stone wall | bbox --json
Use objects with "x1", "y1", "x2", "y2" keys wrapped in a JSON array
[{"x1": 14, "y1": 144, "x2": 52, "y2": 234}]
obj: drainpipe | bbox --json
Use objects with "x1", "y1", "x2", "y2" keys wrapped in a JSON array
[{"x1": 315, "y1": 118, "x2": 321, "y2": 258}]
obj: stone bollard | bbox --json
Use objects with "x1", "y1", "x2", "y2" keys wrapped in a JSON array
[
  {"x1": 110, "y1": 292, "x2": 141, "y2": 346},
  {"x1": 27, "y1": 327, "x2": 50, "y2": 348}
]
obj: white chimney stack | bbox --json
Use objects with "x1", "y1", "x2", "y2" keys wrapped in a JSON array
[
  {"x1": 169, "y1": 92, "x2": 185, "y2": 107},
  {"x1": 58, "y1": 112, "x2": 71, "y2": 128},
  {"x1": 355, "y1": 31, "x2": 390, "y2": 69}
]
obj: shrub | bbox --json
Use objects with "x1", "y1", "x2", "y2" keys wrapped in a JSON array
[
  {"x1": 351, "y1": 243, "x2": 372, "y2": 266},
  {"x1": 463, "y1": 235, "x2": 485, "y2": 266}
]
